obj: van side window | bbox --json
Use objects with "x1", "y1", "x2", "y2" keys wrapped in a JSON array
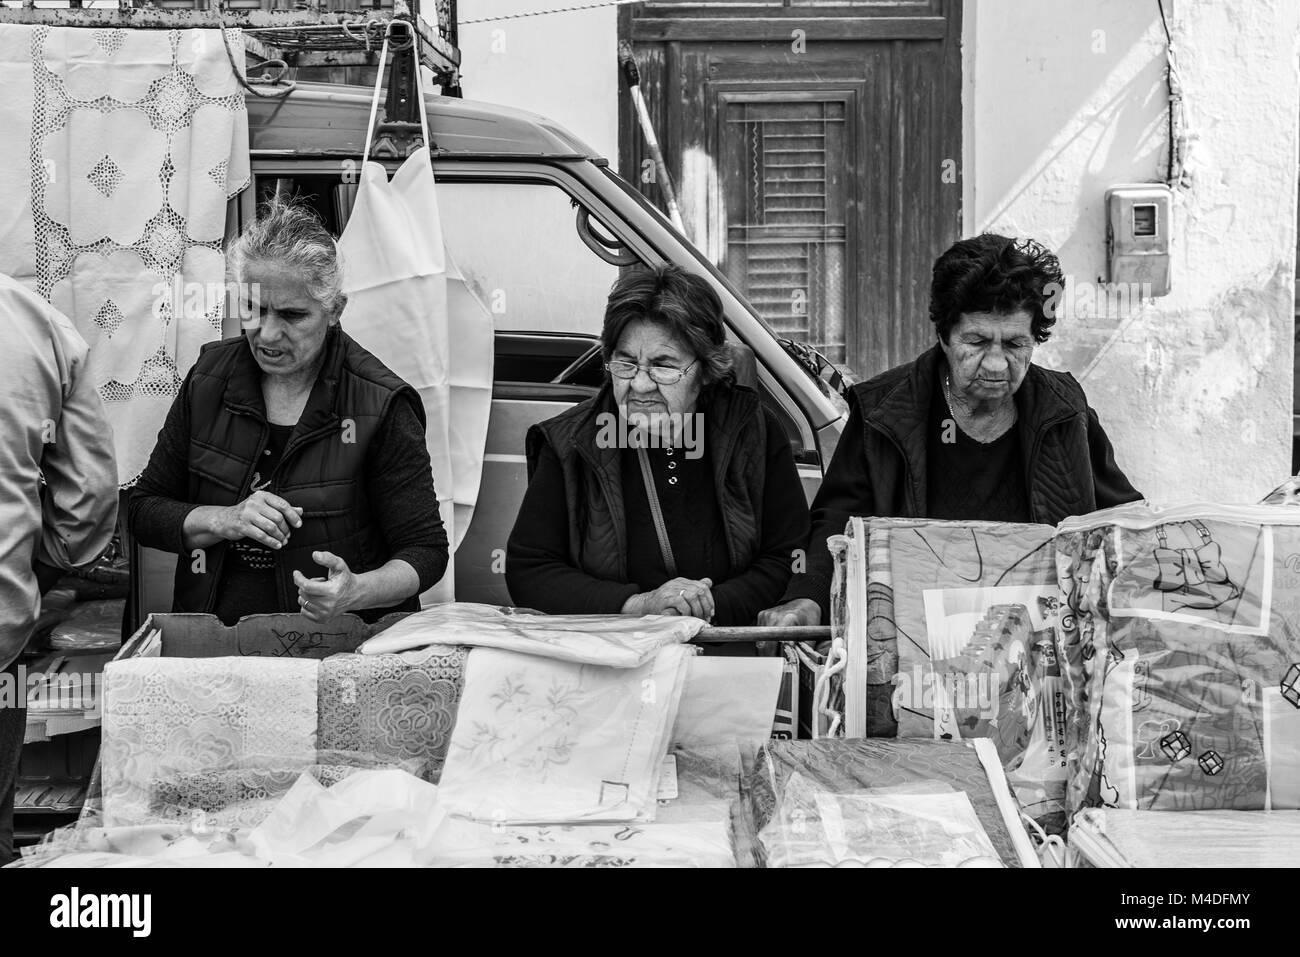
[
  {"x1": 436, "y1": 181, "x2": 620, "y2": 336},
  {"x1": 760, "y1": 388, "x2": 818, "y2": 467}
]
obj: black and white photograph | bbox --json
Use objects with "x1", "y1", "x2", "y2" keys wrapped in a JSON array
[{"x1": 0, "y1": 0, "x2": 1293, "y2": 920}]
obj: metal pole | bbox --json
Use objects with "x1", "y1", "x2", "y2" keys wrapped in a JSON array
[
  {"x1": 691, "y1": 625, "x2": 831, "y2": 644},
  {"x1": 619, "y1": 40, "x2": 685, "y2": 234}
]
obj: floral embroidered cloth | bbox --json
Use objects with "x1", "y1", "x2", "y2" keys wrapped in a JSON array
[
  {"x1": 359, "y1": 602, "x2": 704, "y2": 667},
  {"x1": 317, "y1": 646, "x2": 469, "y2": 783},
  {"x1": 437, "y1": 644, "x2": 696, "y2": 823},
  {"x1": 1055, "y1": 503, "x2": 1300, "y2": 814},
  {"x1": 100, "y1": 657, "x2": 318, "y2": 827}
]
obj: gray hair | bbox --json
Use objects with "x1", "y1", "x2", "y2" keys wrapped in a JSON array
[{"x1": 227, "y1": 198, "x2": 347, "y2": 317}]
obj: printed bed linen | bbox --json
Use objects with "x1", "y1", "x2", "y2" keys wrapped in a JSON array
[
  {"x1": 1054, "y1": 503, "x2": 1300, "y2": 814},
  {"x1": 849, "y1": 518, "x2": 1066, "y2": 828},
  {"x1": 743, "y1": 738, "x2": 1031, "y2": 868}
]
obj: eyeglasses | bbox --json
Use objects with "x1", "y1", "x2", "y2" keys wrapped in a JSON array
[{"x1": 605, "y1": 358, "x2": 698, "y2": 385}]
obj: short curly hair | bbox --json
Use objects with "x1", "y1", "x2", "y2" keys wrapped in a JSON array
[
  {"x1": 601, "y1": 264, "x2": 733, "y2": 389},
  {"x1": 928, "y1": 234, "x2": 1063, "y2": 344}
]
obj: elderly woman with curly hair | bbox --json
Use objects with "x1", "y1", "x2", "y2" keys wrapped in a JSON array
[
  {"x1": 506, "y1": 264, "x2": 809, "y2": 638},
  {"x1": 761, "y1": 233, "x2": 1142, "y2": 629},
  {"x1": 129, "y1": 198, "x2": 448, "y2": 624}
]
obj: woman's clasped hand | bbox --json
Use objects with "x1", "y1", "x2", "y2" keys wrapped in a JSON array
[
  {"x1": 622, "y1": 576, "x2": 715, "y2": 621},
  {"x1": 211, "y1": 490, "x2": 304, "y2": 550}
]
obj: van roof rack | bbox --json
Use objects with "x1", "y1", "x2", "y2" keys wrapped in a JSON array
[{"x1": 0, "y1": 0, "x2": 460, "y2": 93}]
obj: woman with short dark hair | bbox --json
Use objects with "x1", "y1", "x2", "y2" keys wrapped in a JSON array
[
  {"x1": 129, "y1": 198, "x2": 449, "y2": 624},
  {"x1": 761, "y1": 233, "x2": 1142, "y2": 629},
  {"x1": 505, "y1": 264, "x2": 809, "y2": 637}
]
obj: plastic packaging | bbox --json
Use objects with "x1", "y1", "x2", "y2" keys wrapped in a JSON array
[
  {"x1": 834, "y1": 516, "x2": 1067, "y2": 829},
  {"x1": 744, "y1": 738, "x2": 1037, "y2": 867},
  {"x1": 1069, "y1": 807, "x2": 1300, "y2": 867},
  {"x1": 360, "y1": 601, "x2": 705, "y2": 665},
  {"x1": 1055, "y1": 502, "x2": 1300, "y2": 814},
  {"x1": 436, "y1": 643, "x2": 696, "y2": 824}
]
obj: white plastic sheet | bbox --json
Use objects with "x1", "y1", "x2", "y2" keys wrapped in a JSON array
[{"x1": 338, "y1": 139, "x2": 494, "y2": 603}]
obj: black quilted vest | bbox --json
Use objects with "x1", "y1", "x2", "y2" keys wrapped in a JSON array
[
  {"x1": 524, "y1": 383, "x2": 768, "y2": 581},
  {"x1": 173, "y1": 325, "x2": 425, "y2": 620}
]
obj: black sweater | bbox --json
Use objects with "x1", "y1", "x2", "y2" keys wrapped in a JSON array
[{"x1": 507, "y1": 408, "x2": 809, "y2": 626}]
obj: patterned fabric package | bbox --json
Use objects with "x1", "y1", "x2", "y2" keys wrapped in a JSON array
[
  {"x1": 99, "y1": 657, "x2": 318, "y2": 827},
  {"x1": 1054, "y1": 503, "x2": 1300, "y2": 814},
  {"x1": 145, "y1": 751, "x2": 427, "y2": 830},
  {"x1": 744, "y1": 738, "x2": 1038, "y2": 868},
  {"x1": 437, "y1": 643, "x2": 696, "y2": 824},
  {"x1": 1068, "y1": 808, "x2": 1300, "y2": 867},
  {"x1": 317, "y1": 646, "x2": 469, "y2": 783},
  {"x1": 857, "y1": 518, "x2": 1067, "y2": 828}
]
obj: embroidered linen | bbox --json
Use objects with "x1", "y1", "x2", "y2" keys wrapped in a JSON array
[
  {"x1": 100, "y1": 657, "x2": 317, "y2": 826},
  {"x1": 360, "y1": 601, "x2": 704, "y2": 667},
  {"x1": 0, "y1": 25, "x2": 250, "y2": 485},
  {"x1": 1054, "y1": 504, "x2": 1300, "y2": 813},
  {"x1": 437, "y1": 644, "x2": 695, "y2": 823},
  {"x1": 317, "y1": 646, "x2": 469, "y2": 783}
]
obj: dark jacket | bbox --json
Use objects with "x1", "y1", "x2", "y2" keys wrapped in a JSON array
[
  {"x1": 783, "y1": 344, "x2": 1142, "y2": 621},
  {"x1": 129, "y1": 325, "x2": 448, "y2": 621},
  {"x1": 507, "y1": 382, "x2": 809, "y2": 624}
]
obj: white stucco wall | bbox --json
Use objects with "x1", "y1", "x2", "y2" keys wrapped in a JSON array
[
  {"x1": 456, "y1": 1, "x2": 618, "y2": 160},
  {"x1": 964, "y1": 0, "x2": 1300, "y2": 504}
]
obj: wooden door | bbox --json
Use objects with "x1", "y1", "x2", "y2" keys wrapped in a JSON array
[{"x1": 620, "y1": 0, "x2": 962, "y2": 380}]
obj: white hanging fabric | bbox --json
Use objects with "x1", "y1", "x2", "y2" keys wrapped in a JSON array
[
  {"x1": 0, "y1": 25, "x2": 251, "y2": 487},
  {"x1": 337, "y1": 33, "x2": 494, "y2": 602}
]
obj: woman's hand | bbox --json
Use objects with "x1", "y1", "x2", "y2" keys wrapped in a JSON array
[
  {"x1": 292, "y1": 551, "x2": 362, "y2": 622},
  {"x1": 623, "y1": 576, "x2": 715, "y2": 621},
  {"x1": 757, "y1": 597, "x2": 821, "y2": 629},
  {"x1": 211, "y1": 491, "x2": 303, "y2": 549}
]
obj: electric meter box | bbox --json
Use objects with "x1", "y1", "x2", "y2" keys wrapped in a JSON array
[{"x1": 1105, "y1": 184, "x2": 1172, "y2": 296}]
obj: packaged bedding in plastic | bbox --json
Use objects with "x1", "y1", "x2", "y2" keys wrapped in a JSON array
[
  {"x1": 1054, "y1": 502, "x2": 1300, "y2": 814},
  {"x1": 1068, "y1": 807, "x2": 1300, "y2": 867},
  {"x1": 834, "y1": 516, "x2": 1068, "y2": 829},
  {"x1": 743, "y1": 737, "x2": 1038, "y2": 867}
]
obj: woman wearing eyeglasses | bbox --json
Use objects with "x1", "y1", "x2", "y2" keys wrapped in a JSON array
[{"x1": 505, "y1": 264, "x2": 809, "y2": 644}]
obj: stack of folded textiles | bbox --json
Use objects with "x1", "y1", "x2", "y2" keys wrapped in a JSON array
[{"x1": 34, "y1": 608, "x2": 750, "y2": 867}]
